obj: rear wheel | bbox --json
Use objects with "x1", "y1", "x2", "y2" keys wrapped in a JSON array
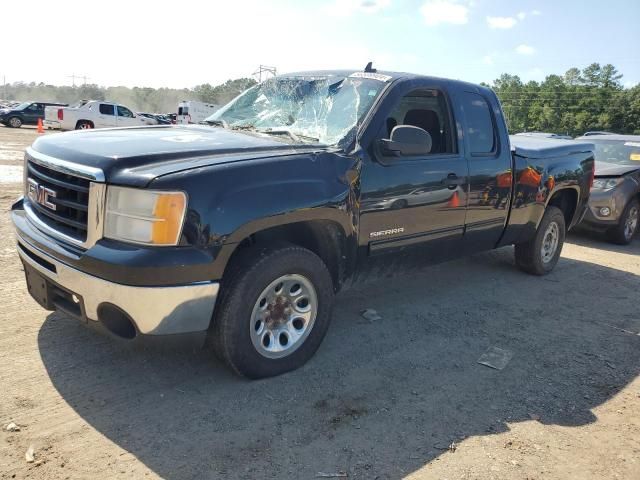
[
  {"x1": 75, "y1": 120, "x2": 93, "y2": 130},
  {"x1": 8, "y1": 116, "x2": 22, "y2": 128},
  {"x1": 211, "y1": 244, "x2": 334, "y2": 379},
  {"x1": 607, "y1": 198, "x2": 639, "y2": 245},
  {"x1": 515, "y1": 206, "x2": 566, "y2": 275}
]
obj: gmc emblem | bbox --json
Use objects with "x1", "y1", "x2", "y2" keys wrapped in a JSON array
[{"x1": 27, "y1": 178, "x2": 57, "y2": 211}]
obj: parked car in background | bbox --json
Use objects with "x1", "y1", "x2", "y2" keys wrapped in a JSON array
[
  {"x1": 11, "y1": 68, "x2": 595, "y2": 378},
  {"x1": 54, "y1": 101, "x2": 158, "y2": 130},
  {"x1": 583, "y1": 131, "x2": 617, "y2": 137},
  {"x1": 576, "y1": 134, "x2": 640, "y2": 244},
  {"x1": 177, "y1": 100, "x2": 219, "y2": 124},
  {"x1": 515, "y1": 132, "x2": 573, "y2": 140},
  {"x1": 0, "y1": 101, "x2": 67, "y2": 128}
]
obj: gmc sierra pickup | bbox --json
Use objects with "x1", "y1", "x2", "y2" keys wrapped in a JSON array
[{"x1": 11, "y1": 68, "x2": 595, "y2": 378}]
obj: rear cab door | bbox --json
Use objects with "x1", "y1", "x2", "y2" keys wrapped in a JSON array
[
  {"x1": 455, "y1": 87, "x2": 513, "y2": 253},
  {"x1": 96, "y1": 103, "x2": 117, "y2": 127},
  {"x1": 23, "y1": 103, "x2": 44, "y2": 124},
  {"x1": 357, "y1": 77, "x2": 469, "y2": 271}
]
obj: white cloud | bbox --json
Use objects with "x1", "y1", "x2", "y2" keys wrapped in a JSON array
[
  {"x1": 482, "y1": 54, "x2": 495, "y2": 65},
  {"x1": 516, "y1": 44, "x2": 536, "y2": 55},
  {"x1": 517, "y1": 11, "x2": 526, "y2": 20},
  {"x1": 531, "y1": 9, "x2": 542, "y2": 15},
  {"x1": 486, "y1": 16, "x2": 517, "y2": 29},
  {"x1": 325, "y1": 0, "x2": 391, "y2": 17},
  {"x1": 421, "y1": 0, "x2": 469, "y2": 26}
]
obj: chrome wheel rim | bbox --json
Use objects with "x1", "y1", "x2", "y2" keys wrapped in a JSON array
[
  {"x1": 624, "y1": 206, "x2": 639, "y2": 240},
  {"x1": 250, "y1": 274, "x2": 318, "y2": 359},
  {"x1": 79, "y1": 123, "x2": 91, "y2": 129},
  {"x1": 9, "y1": 117, "x2": 21, "y2": 127},
  {"x1": 541, "y1": 221, "x2": 560, "y2": 264}
]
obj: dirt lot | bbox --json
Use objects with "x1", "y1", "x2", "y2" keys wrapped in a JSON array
[{"x1": 1, "y1": 125, "x2": 639, "y2": 480}]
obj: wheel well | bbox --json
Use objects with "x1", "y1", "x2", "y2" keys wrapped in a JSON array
[
  {"x1": 76, "y1": 119, "x2": 94, "y2": 128},
  {"x1": 548, "y1": 188, "x2": 578, "y2": 227},
  {"x1": 225, "y1": 221, "x2": 346, "y2": 292}
]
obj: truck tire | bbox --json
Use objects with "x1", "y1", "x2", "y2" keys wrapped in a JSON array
[
  {"x1": 606, "y1": 198, "x2": 639, "y2": 245},
  {"x1": 75, "y1": 120, "x2": 93, "y2": 130},
  {"x1": 515, "y1": 206, "x2": 565, "y2": 275},
  {"x1": 8, "y1": 116, "x2": 22, "y2": 128},
  {"x1": 211, "y1": 244, "x2": 334, "y2": 379}
]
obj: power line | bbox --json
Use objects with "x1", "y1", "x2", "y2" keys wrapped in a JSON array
[
  {"x1": 67, "y1": 73, "x2": 90, "y2": 87},
  {"x1": 252, "y1": 65, "x2": 277, "y2": 83}
]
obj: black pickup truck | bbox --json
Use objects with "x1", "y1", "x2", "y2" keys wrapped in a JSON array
[{"x1": 11, "y1": 68, "x2": 595, "y2": 378}]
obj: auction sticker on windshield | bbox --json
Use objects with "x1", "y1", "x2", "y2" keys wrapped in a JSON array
[{"x1": 349, "y1": 72, "x2": 393, "y2": 82}]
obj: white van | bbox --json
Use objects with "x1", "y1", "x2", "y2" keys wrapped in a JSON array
[{"x1": 177, "y1": 101, "x2": 219, "y2": 124}]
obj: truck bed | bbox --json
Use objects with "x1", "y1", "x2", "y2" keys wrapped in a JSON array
[{"x1": 510, "y1": 135, "x2": 594, "y2": 159}]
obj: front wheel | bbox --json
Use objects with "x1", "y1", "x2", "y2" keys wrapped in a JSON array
[
  {"x1": 515, "y1": 206, "x2": 566, "y2": 275},
  {"x1": 8, "y1": 116, "x2": 22, "y2": 128},
  {"x1": 607, "y1": 198, "x2": 639, "y2": 245},
  {"x1": 211, "y1": 244, "x2": 334, "y2": 379}
]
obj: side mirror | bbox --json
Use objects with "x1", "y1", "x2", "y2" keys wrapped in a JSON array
[{"x1": 380, "y1": 125, "x2": 432, "y2": 156}]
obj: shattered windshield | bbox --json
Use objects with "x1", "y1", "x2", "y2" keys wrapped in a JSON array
[{"x1": 205, "y1": 75, "x2": 386, "y2": 145}]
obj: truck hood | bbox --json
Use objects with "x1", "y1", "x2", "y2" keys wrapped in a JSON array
[
  {"x1": 594, "y1": 161, "x2": 640, "y2": 177},
  {"x1": 30, "y1": 125, "x2": 325, "y2": 187}
]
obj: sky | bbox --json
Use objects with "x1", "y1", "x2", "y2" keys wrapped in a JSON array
[{"x1": 1, "y1": 0, "x2": 638, "y2": 89}]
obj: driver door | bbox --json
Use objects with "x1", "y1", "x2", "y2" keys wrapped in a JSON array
[
  {"x1": 358, "y1": 79, "x2": 469, "y2": 269},
  {"x1": 116, "y1": 105, "x2": 140, "y2": 126}
]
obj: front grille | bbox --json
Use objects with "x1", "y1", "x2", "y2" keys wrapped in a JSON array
[{"x1": 26, "y1": 159, "x2": 90, "y2": 242}]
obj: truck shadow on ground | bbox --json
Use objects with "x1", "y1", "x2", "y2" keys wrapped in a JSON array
[
  {"x1": 567, "y1": 229, "x2": 640, "y2": 255},
  {"x1": 37, "y1": 247, "x2": 640, "y2": 479}
]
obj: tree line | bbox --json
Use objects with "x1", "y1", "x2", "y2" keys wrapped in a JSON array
[
  {"x1": 488, "y1": 63, "x2": 640, "y2": 136},
  {"x1": 2, "y1": 64, "x2": 638, "y2": 136},
  {"x1": 1, "y1": 78, "x2": 257, "y2": 114}
]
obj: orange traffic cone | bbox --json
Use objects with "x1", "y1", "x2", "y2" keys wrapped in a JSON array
[
  {"x1": 448, "y1": 190, "x2": 460, "y2": 208},
  {"x1": 37, "y1": 118, "x2": 45, "y2": 134}
]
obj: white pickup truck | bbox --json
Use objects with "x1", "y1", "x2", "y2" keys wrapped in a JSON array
[{"x1": 48, "y1": 101, "x2": 158, "y2": 130}]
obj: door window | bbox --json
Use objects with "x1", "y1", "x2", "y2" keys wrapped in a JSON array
[
  {"x1": 460, "y1": 92, "x2": 496, "y2": 155},
  {"x1": 383, "y1": 89, "x2": 456, "y2": 155},
  {"x1": 117, "y1": 105, "x2": 134, "y2": 118},
  {"x1": 99, "y1": 104, "x2": 115, "y2": 115}
]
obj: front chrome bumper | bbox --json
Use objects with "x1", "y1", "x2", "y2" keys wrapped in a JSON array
[{"x1": 17, "y1": 236, "x2": 219, "y2": 336}]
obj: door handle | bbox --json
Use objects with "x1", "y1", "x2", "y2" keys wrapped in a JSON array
[{"x1": 443, "y1": 174, "x2": 465, "y2": 189}]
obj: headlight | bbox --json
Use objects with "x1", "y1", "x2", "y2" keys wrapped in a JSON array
[
  {"x1": 104, "y1": 186, "x2": 187, "y2": 246},
  {"x1": 592, "y1": 178, "x2": 623, "y2": 191}
]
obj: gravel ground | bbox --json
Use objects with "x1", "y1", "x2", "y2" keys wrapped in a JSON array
[{"x1": 1, "y1": 125, "x2": 639, "y2": 479}]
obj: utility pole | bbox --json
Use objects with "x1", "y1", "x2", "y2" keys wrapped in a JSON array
[
  {"x1": 252, "y1": 65, "x2": 277, "y2": 83},
  {"x1": 67, "y1": 74, "x2": 90, "y2": 87}
]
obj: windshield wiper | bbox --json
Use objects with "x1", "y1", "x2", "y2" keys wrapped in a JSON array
[
  {"x1": 203, "y1": 119, "x2": 228, "y2": 129},
  {"x1": 258, "y1": 128, "x2": 319, "y2": 143}
]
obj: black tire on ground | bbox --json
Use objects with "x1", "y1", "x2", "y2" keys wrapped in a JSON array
[
  {"x1": 606, "y1": 198, "x2": 639, "y2": 245},
  {"x1": 76, "y1": 120, "x2": 93, "y2": 130},
  {"x1": 211, "y1": 243, "x2": 334, "y2": 379},
  {"x1": 8, "y1": 116, "x2": 22, "y2": 128},
  {"x1": 515, "y1": 205, "x2": 566, "y2": 276}
]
